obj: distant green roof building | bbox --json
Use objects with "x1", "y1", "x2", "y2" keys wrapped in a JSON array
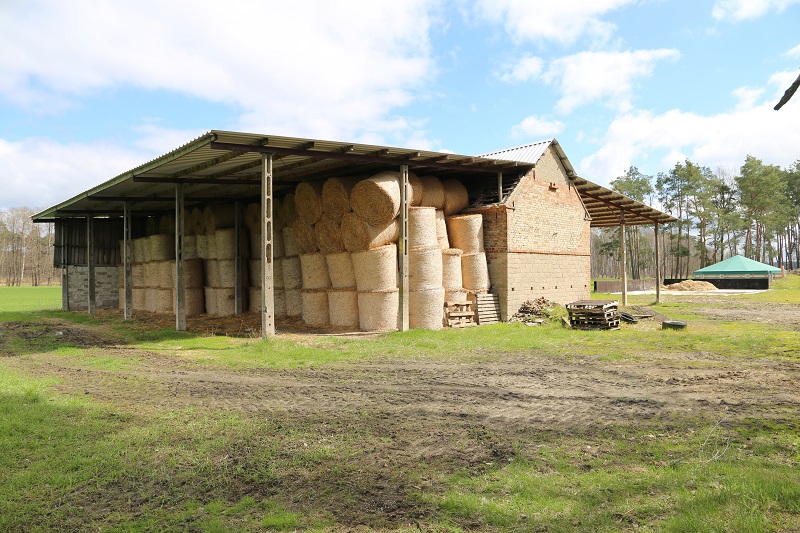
[{"x1": 693, "y1": 255, "x2": 781, "y2": 278}]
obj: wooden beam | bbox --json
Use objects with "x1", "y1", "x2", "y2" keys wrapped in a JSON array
[
  {"x1": 654, "y1": 222, "x2": 661, "y2": 304},
  {"x1": 133, "y1": 176, "x2": 261, "y2": 185},
  {"x1": 620, "y1": 211, "x2": 627, "y2": 307}
]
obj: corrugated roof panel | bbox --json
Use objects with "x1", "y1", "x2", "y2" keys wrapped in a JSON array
[{"x1": 478, "y1": 140, "x2": 553, "y2": 164}]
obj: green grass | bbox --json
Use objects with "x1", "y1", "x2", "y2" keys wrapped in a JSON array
[{"x1": 0, "y1": 286, "x2": 62, "y2": 320}]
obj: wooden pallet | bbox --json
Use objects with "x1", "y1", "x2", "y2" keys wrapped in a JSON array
[
  {"x1": 566, "y1": 299, "x2": 619, "y2": 330},
  {"x1": 474, "y1": 293, "x2": 501, "y2": 325},
  {"x1": 445, "y1": 300, "x2": 476, "y2": 328}
]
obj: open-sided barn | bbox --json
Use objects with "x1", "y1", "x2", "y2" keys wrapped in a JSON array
[{"x1": 32, "y1": 131, "x2": 676, "y2": 336}]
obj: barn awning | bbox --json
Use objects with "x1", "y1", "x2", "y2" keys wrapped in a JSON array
[{"x1": 693, "y1": 255, "x2": 780, "y2": 277}]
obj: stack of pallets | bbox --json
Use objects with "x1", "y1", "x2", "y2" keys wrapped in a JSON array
[
  {"x1": 474, "y1": 293, "x2": 501, "y2": 325},
  {"x1": 566, "y1": 300, "x2": 620, "y2": 330},
  {"x1": 445, "y1": 300, "x2": 476, "y2": 328}
]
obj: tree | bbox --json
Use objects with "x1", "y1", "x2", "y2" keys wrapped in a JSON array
[{"x1": 611, "y1": 166, "x2": 654, "y2": 279}]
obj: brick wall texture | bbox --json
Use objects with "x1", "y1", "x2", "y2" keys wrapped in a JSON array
[
  {"x1": 476, "y1": 145, "x2": 591, "y2": 319},
  {"x1": 65, "y1": 265, "x2": 119, "y2": 310}
]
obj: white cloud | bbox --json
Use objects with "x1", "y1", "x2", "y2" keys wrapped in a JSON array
[
  {"x1": 712, "y1": 0, "x2": 800, "y2": 21},
  {"x1": 785, "y1": 44, "x2": 800, "y2": 59},
  {"x1": 496, "y1": 55, "x2": 543, "y2": 82},
  {"x1": 578, "y1": 71, "x2": 800, "y2": 184},
  {"x1": 474, "y1": 0, "x2": 636, "y2": 46},
  {"x1": 0, "y1": 0, "x2": 438, "y2": 141},
  {"x1": 511, "y1": 116, "x2": 565, "y2": 139},
  {"x1": 732, "y1": 86, "x2": 764, "y2": 110},
  {"x1": 543, "y1": 49, "x2": 680, "y2": 113}
]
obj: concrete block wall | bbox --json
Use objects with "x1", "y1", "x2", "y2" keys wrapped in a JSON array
[
  {"x1": 477, "y1": 145, "x2": 591, "y2": 319},
  {"x1": 65, "y1": 265, "x2": 119, "y2": 310}
]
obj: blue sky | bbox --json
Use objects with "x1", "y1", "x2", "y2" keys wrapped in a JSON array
[{"x1": 2, "y1": 0, "x2": 800, "y2": 210}]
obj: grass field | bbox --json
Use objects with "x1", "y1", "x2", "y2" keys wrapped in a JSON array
[
  {"x1": 1, "y1": 277, "x2": 798, "y2": 531},
  {"x1": 0, "y1": 285, "x2": 61, "y2": 314}
]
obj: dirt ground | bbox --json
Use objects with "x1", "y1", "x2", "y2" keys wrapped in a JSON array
[{"x1": 2, "y1": 298, "x2": 799, "y2": 527}]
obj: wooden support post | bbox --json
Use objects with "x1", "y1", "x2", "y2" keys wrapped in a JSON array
[
  {"x1": 175, "y1": 185, "x2": 186, "y2": 331},
  {"x1": 234, "y1": 202, "x2": 243, "y2": 314},
  {"x1": 620, "y1": 211, "x2": 627, "y2": 307},
  {"x1": 123, "y1": 202, "x2": 133, "y2": 320},
  {"x1": 497, "y1": 172, "x2": 503, "y2": 203},
  {"x1": 261, "y1": 154, "x2": 275, "y2": 338},
  {"x1": 87, "y1": 216, "x2": 96, "y2": 314},
  {"x1": 62, "y1": 266, "x2": 69, "y2": 311},
  {"x1": 398, "y1": 164, "x2": 410, "y2": 331},
  {"x1": 654, "y1": 222, "x2": 661, "y2": 304}
]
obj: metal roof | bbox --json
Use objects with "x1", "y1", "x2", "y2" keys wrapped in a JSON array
[
  {"x1": 32, "y1": 131, "x2": 676, "y2": 227},
  {"x1": 481, "y1": 139, "x2": 677, "y2": 227},
  {"x1": 693, "y1": 254, "x2": 780, "y2": 276}
]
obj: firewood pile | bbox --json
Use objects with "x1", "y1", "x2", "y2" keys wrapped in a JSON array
[{"x1": 509, "y1": 297, "x2": 557, "y2": 324}]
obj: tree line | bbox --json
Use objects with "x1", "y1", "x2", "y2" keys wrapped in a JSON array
[
  {"x1": 592, "y1": 155, "x2": 800, "y2": 280},
  {"x1": 0, "y1": 207, "x2": 58, "y2": 286}
]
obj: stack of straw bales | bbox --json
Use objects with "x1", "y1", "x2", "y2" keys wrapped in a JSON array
[
  {"x1": 299, "y1": 253, "x2": 331, "y2": 326},
  {"x1": 408, "y1": 207, "x2": 445, "y2": 330},
  {"x1": 353, "y1": 244, "x2": 398, "y2": 331},
  {"x1": 446, "y1": 213, "x2": 490, "y2": 297},
  {"x1": 326, "y1": 251, "x2": 358, "y2": 328}
]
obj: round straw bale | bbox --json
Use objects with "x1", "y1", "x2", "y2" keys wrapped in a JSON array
[
  {"x1": 133, "y1": 237, "x2": 146, "y2": 263},
  {"x1": 244, "y1": 202, "x2": 259, "y2": 233},
  {"x1": 132, "y1": 263, "x2": 145, "y2": 288},
  {"x1": 217, "y1": 260, "x2": 241, "y2": 289},
  {"x1": 214, "y1": 228, "x2": 236, "y2": 260},
  {"x1": 179, "y1": 288, "x2": 205, "y2": 317},
  {"x1": 408, "y1": 172, "x2": 424, "y2": 206},
  {"x1": 282, "y1": 256, "x2": 302, "y2": 290},
  {"x1": 341, "y1": 212, "x2": 399, "y2": 252},
  {"x1": 462, "y1": 252, "x2": 490, "y2": 290},
  {"x1": 203, "y1": 204, "x2": 236, "y2": 233},
  {"x1": 322, "y1": 177, "x2": 358, "y2": 222},
  {"x1": 420, "y1": 176, "x2": 445, "y2": 209},
  {"x1": 301, "y1": 289, "x2": 329, "y2": 326},
  {"x1": 299, "y1": 253, "x2": 331, "y2": 289},
  {"x1": 195, "y1": 233, "x2": 209, "y2": 259},
  {"x1": 409, "y1": 247, "x2": 444, "y2": 291},
  {"x1": 142, "y1": 262, "x2": 158, "y2": 287},
  {"x1": 441, "y1": 248, "x2": 463, "y2": 289},
  {"x1": 274, "y1": 288, "x2": 287, "y2": 318},
  {"x1": 442, "y1": 179, "x2": 469, "y2": 215},
  {"x1": 203, "y1": 287, "x2": 217, "y2": 315},
  {"x1": 190, "y1": 208, "x2": 206, "y2": 235},
  {"x1": 351, "y1": 244, "x2": 398, "y2": 291},
  {"x1": 250, "y1": 229, "x2": 284, "y2": 259},
  {"x1": 145, "y1": 217, "x2": 158, "y2": 236},
  {"x1": 185, "y1": 258, "x2": 204, "y2": 289},
  {"x1": 159, "y1": 213, "x2": 174, "y2": 235},
  {"x1": 357, "y1": 289, "x2": 399, "y2": 332},
  {"x1": 325, "y1": 252, "x2": 356, "y2": 289},
  {"x1": 315, "y1": 214, "x2": 344, "y2": 254},
  {"x1": 150, "y1": 288, "x2": 173, "y2": 314},
  {"x1": 444, "y1": 288, "x2": 469, "y2": 303},
  {"x1": 214, "y1": 288, "x2": 237, "y2": 316},
  {"x1": 118, "y1": 287, "x2": 124, "y2": 309},
  {"x1": 408, "y1": 207, "x2": 438, "y2": 250},
  {"x1": 133, "y1": 288, "x2": 146, "y2": 310},
  {"x1": 249, "y1": 259, "x2": 261, "y2": 288},
  {"x1": 328, "y1": 289, "x2": 359, "y2": 328},
  {"x1": 282, "y1": 226, "x2": 298, "y2": 257},
  {"x1": 204, "y1": 231, "x2": 218, "y2": 260},
  {"x1": 294, "y1": 181, "x2": 325, "y2": 225},
  {"x1": 183, "y1": 235, "x2": 198, "y2": 260},
  {"x1": 281, "y1": 193, "x2": 298, "y2": 225},
  {"x1": 291, "y1": 219, "x2": 318, "y2": 254},
  {"x1": 156, "y1": 261, "x2": 174, "y2": 289},
  {"x1": 284, "y1": 289, "x2": 302, "y2": 317},
  {"x1": 203, "y1": 259, "x2": 220, "y2": 287},
  {"x1": 409, "y1": 287, "x2": 445, "y2": 330},
  {"x1": 446, "y1": 214, "x2": 484, "y2": 253},
  {"x1": 350, "y1": 171, "x2": 401, "y2": 226},
  {"x1": 435, "y1": 210, "x2": 449, "y2": 249}
]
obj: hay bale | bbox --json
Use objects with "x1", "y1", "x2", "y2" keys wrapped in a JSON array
[
  {"x1": 205, "y1": 288, "x2": 236, "y2": 316},
  {"x1": 462, "y1": 252, "x2": 490, "y2": 290},
  {"x1": 178, "y1": 288, "x2": 205, "y2": 317},
  {"x1": 249, "y1": 287, "x2": 287, "y2": 318},
  {"x1": 409, "y1": 288, "x2": 445, "y2": 330},
  {"x1": 299, "y1": 253, "x2": 331, "y2": 289},
  {"x1": 133, "y1": 238, "x2": 146, "y2": 263},
  {"x1": 203, "y1": 287, "x2": 217, "y2": 315},
  {"x1": 301, "y1": 289, "x2": 329, "y2": 326},
  {"x1": 203, "y1": 204, "x2": 236, "y2": 233},
  {"x1": 420, "y1": 176, "x2": 444, "y2": 209},
  {"x1": 408, "y1": 172, "x2": 424, "y2": 206},
  {"x1": 435, "y1": 210, "x2": 449, "y2": 249},
  {"x1": 184, "y1": 258, "x2": 204, "y2": 289},
  {"x1": 444, "y1": 288, "x2": 469, "y2": 303},
  {"x1": 150, "y1": 288, "x2": 173, "y2": 314},
  {"x1": 183, "y1": 235, "x2": 198, "y2": 260},
  {"x1": 217, "y1": 259, "x2": 247, "y2": 289},
  {"x1": 285, "y1": 289, "x2": 302, "y2": 317},
  {"x1": 249, "y1": 258, "x2": 284, "y2": 289},
  {"x1": 352, "y1": 244, "x2": 397, "y2": 291},
  {"x1": 446, "y1": 214, "x2": 484, "y2": 253},
  {"x1": 190, "y1": 208, "x2": 206, "y2": 235},
  {"x1": 282, "y1": 226, "x2": 298, "y2": 257},
  {"x1": 132, "y1": 288, "x2": 146, "y2": 310},
  {"x1": 295, "y1": 181, "x2": 325, "y2": 225},
  {"x1": 315, "y1": 214, "x2": 344, "y2": 254},
  {"x1": 442, "y1": 248, "x2": 463, "y2": 289},
  {"x1": 214, "y1": 228, "x2": 242, "y2": 260},
  {"x1": 409, "y1": 207, "x2": 438, "y2": 250},
  {"x1": 203, "y1": 259, "x2": 220, "y2": 288},
  {"x1": 442, "y1": 179, "x2": 469, "y2": 215},
  {"x1": 156, "y1": 261, "x2": 174, "y2": 289},
  {"x1": 195, "y1": 234, "x2": 209, "y2": 259},
  {"x1": 159, "y1": 213, "x2": 174, "y2": 235},
  {"x1": 145, "y1": 217, "x2": 158, "y2": 236},
  {"x1": 244, "y1": 202, "x2": 260, "y2": 234},
  {"x1": 325, "y1": 252, "x2": 356, "y2": 289},
  {"x1": 322, "y1": 177, "x2": 358, "y2": 222},
  {"x1": 350, "y1": 171, "x2": 401, "y2": 226},
  {"x1": 204, "y1": 231, "x2": 218, "y2": 260},
  {"x1": 282, "y1": 256, "x2": 302, "y2": 290},
  {"x1": 357, "y1": 289, "x2": 399, "y2": 332},
  {"x1": 341, "y1": 212, "x2": 399, "y2": 252},
  {"x1": 281, "y1": 193, "x2": 298, "y2": 225},
  {"x1": 142, "y1": 262, "x2": 158, "y2": 287},
  {"x1": 132, "y1": 263, "x2": 145, "y2": 288},
  {"x1": 249, "y1": 230, "x2": 284, "y2": 260},
  {"x1": 291, "y1": 219, "x2": 318, "y2": 254},
  {"x1": 409, "y1": 247, "x2": 443, "y2": 291},
  {"x1": 327, "y1": 289, "x2": 359, "y2": 328}
]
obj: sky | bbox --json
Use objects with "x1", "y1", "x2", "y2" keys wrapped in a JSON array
[{"x1": 2, "y1": 0, "x2": 800, "y2": 211}]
